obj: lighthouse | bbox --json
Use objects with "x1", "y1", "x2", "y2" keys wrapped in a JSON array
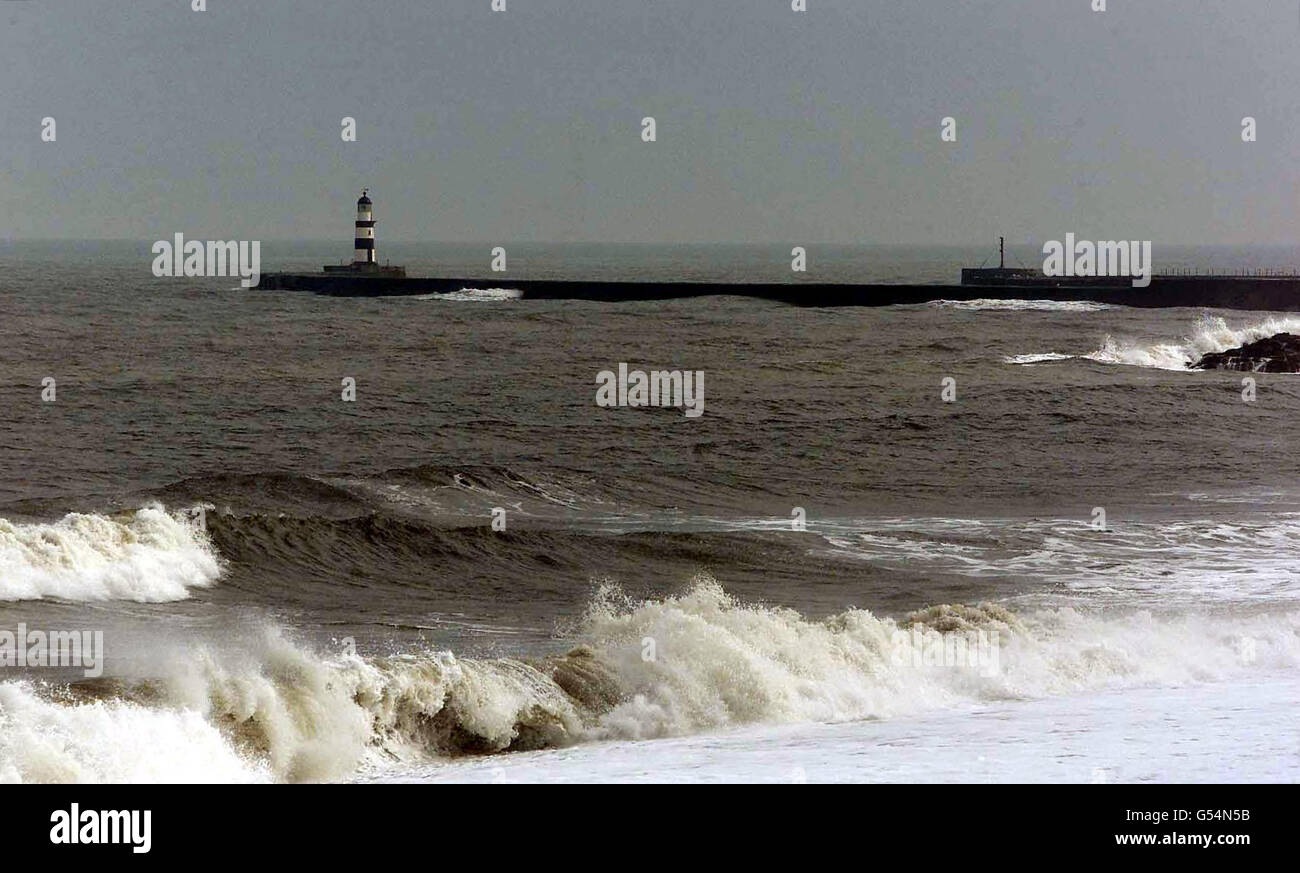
[
  {"x1": 354, "y1": 189, "x2": 376, "y2": 267},
  {"x1": 317, "y1": 192, "x2": 406, "y2": 278}
]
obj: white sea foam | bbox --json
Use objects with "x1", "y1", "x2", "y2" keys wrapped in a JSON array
[
  {"x1": 1, "y1": 579, "x2": 1294, "y2": 782},
  {"x1": 414, "y1": 288, "x2": 522, "y2": 302},
  {"x1": 1003, "y1": 353, "x2": 1076, "y2": 364},
  {"x1": 574, "y1": 581, "x2": 1298, "y2": 738},
  {"x1": 0, "y1": 681, "x2": 268, "y2": 783},
  {"x1": 1086, "y1": 313, "x2": 1300, "y2": 370},
  {"x1": 367, "y1": 674, "x2": 1300, "y2": 784},
  {"x1": 932, "y1": 299, "x2": 1111, "y2": 312},
  {"x1": 0, "y1": 504, "x2": 222, "y2": 602},
  {"x1": 819, "y1": 515, "x2": 1300, "y2": 604},
  {"x1": 1006, "y1": 314, "x2": 1300, "y2": 370}
]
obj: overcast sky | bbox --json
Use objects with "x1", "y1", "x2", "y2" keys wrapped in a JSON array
[{"x1": 3, "y1": 1, "x2": 1298, "y2": 244}]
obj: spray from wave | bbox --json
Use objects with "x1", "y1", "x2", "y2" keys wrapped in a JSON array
[
  {"x1": 0, "y1": 504, "x2": 222, "y2": 602},
  {"x1": 0, "y1": 682, "x2": 267, "y2": 783},
  {"x1": 1, "y1": 576, "x2": 1294, "y2": 783},
  {"x1": 1007, "y1": 314, "x2": 1300, "y2": 370}
]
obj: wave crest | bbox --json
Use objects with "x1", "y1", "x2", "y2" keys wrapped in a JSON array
[
  {"x1": 1088, "y1": 314, "x2": 1300, "y2": 370},
  {"x1": 0, "y1": 504, "x2": 222, "y2": 602},
  {"x1": 2, "y1": 578, "x2": 1296, "y2": 782}
]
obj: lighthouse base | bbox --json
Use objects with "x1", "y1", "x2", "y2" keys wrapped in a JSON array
[{"x1": 322, "y1": 262, "x2": 407, "y2": 278}]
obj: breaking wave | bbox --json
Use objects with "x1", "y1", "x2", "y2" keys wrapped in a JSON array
[
  {"x1": 0, "y1": 504, "x2": 222, "y2": 602},
  {"x1": 1005, "y1": 314, "x2": 1300, "y2": 371},
  {"x1": 0, "y1": 682, "x2": 267, "y2": 783},
  {"x1": 1, "y1": 577, "x2": 1294, "y2": 783},
  {"x1": 1088, "y1": 314, "x2": 1300, "y2": 370}
]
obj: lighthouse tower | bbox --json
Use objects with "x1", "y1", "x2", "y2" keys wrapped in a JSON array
[
  {"x1": 354, "y1": 189, "x2": 376, "y2": 268},
  {"x1": 321, "y1": 190, "x2": 405, "y2": 278}
]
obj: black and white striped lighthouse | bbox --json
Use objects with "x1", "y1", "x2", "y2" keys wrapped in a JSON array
[{"x1": 354, "y1": 189, "x2": 376, "y2": 266}]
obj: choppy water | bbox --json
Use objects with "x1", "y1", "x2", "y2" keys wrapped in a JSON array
[{"x1": 2, "y1": 241, "x2": 1298, "y2": 783}]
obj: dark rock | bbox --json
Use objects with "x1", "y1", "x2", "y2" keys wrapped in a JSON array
[{"x1": 1191, "y1": 332, "x2": 1300, "y2": 372}]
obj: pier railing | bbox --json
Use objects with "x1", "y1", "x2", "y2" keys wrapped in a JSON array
[{"x1": 1154, "y1": 268, "x2": 1300, "y2": 278}]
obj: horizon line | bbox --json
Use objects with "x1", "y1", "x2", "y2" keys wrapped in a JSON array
[{"x1": 2, "y1": 238, "x2": 1298, "y2": 249}]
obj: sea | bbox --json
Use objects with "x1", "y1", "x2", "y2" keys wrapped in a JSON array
[{"x1": 1, "y1": 240, "x2": 1298, "y2": 783}]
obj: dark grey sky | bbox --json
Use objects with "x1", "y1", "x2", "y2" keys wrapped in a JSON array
[{"x1": 4, "y1": 1, "x2": 1298, "y2": 244}]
